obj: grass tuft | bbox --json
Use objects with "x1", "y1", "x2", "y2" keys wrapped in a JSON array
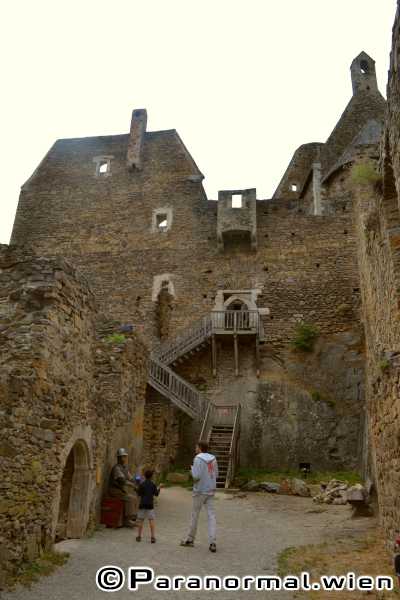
[
  {"x1": 378, "y1": 360, "x2": 388, "y2": 372},
  {"x1": 349, "y1": 157, "x2": 380, "y2": 186},
  {"x1": 108, "y1": 333, "x2": 126, "y2": 343},
  {"x1": 158, "y1": 465, "x2": 192, "y2": 488},
  {"x1": 8, "y1": 550, "x2": 69, "y2": 588},
  {"x1": 291, "y1": 322, "x2": 319, "y2": 351},
  {"x1": 234, "y1": 467, "x2": 364, "y2": 486}
]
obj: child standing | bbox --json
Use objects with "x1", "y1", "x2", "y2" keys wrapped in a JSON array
[{"x1": 136, "y1": 469, "x2": 164, "y2": 543}]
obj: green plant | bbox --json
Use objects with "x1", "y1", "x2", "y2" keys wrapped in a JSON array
[
  {"x1": 195, "y1": 385, "x2": 207, "y2": 392},
  {"x1": 311, "y1": 391, "x2": 321, "y2": 401},
  {"x1": 234, "y1": 467, "x2": 364, "y2": 486},
  {"x1": 88, "y1": 526, "x2": 102, "y2": 538},
  {"x1": 364, "y1": 230, "x2": 371, "y2": 243},
  {"x1": 326, "y1": 398, "x2": 334, "y2": 407},
  {"x1": 158, "y1": 465, "x2": 192, "y2": 488},
  {"x1": 378, "y1": 360, "x2": 388, "y2": 372},
  {"x1": 8, "y1": 550, "x2": 69, "y2": 588},
  {"x1": 291, "y1": 322, "x2": 319, "y2": 351},
  {"x1": 349, "y1": 157, "x2": 380, "y2": 186},
  {"x1": 339, "y1": 304, "x2": 350, "y2": 313},
  {"x1": 107, "y1": 333, "x2": 126, "y2": 343},
  {"x1": 173, "y1": 407, "x2": 192, "y2": 421}
]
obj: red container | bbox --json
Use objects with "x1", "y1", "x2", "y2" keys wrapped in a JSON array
[{"x1": 101, "y1": 498, "x2": 125, "y2": 528}]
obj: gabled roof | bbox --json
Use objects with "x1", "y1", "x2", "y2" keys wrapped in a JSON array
[
  {"x1": 322, "y1": 118, "x2": 382, "y2": 183},
  {"x1": 318, "y1": 90, "x2": 385, "y2": 178},
  {"x1": 350, "y1": 51, "x2": 376, "y2": 69}
]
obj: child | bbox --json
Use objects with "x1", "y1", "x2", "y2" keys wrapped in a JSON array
[{"x1": 135, "y1": 469, "x2": 164, "y2": 543}]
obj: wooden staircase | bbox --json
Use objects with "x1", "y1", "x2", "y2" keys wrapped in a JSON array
[
  {"x1": 148, "y1": 311, "x2": 249, "y2": 485},
  {"x1": 208, "y1": 425, "x2": 235, "y2": 488}
]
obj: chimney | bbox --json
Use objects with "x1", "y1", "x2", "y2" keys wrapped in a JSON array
[{"x1": 127, "y1": 109, "x2": 147, "y2": 172}]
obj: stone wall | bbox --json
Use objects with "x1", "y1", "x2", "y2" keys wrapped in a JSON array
[
  {"x1": 175, "y1": 331, "x2": 365, "y2": 471},
  {"x1": 10, "y1": 128, "x2": 362, "y2": 354},
  {"x1": 341, "y1": 3, "x2": 400, "y2": 550},
  {"x1": 8, "y1": 118, "x2": 366, "y2": 478},
  {"x1": 272, "y1": 142, "x2": 323, "y2": 200},
  {"x1": 0, "y1": 244, "x2": 149, "y2": 585},
  {"x1": 141, "y1": 403, "x2": 188, "y2": 475}
]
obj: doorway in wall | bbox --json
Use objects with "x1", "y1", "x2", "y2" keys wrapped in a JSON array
[{"x1": 56, "y1": 439, "x2": 92, "y2": 539}]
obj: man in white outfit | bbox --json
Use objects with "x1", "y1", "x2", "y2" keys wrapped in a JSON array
[{"x1": 180, "y1": 439, "x2": 218, "y2": 552}]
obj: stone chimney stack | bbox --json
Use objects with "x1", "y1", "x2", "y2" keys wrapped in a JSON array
[
  {"x1": 127, "y1": 109, "x2": 147, "y2": 172},
  {"x1": 350, "y1": 52, "x2": 378, "y2": 95}
]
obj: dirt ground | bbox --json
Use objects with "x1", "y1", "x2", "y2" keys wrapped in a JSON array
[{"x1": 1, "y1": 487, "x2": 396, "y2": 600}]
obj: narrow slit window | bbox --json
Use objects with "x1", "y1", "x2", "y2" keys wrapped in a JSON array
[
  {"x1": 232, "y1": 194, "x2": 242, "y2": 208},
  {"x1": 99, "y1": 162, "x2": 108, "y2": 174},
  {"x1": 291, "y1": 183, "x2": 298, "y2": 192}
]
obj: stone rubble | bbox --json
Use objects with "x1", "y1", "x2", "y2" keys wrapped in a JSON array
[{"x1": 312, "y1": 479, "x2": 368, "y2": 506}]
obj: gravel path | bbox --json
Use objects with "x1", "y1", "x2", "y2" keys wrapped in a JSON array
[{"x1": 1, "y1": 487, "x2": 377, "y2": 600}]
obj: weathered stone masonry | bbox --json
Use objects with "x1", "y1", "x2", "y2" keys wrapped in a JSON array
[
  {"x1": 0, "y1": 244, "x2": 148, "y2": 583},
  {"x1": 9, "y1": 17, "x2": 400, "y2": 553},
  {"x1": 8, "y1": 66, "x2": 374, "y2": 478}
]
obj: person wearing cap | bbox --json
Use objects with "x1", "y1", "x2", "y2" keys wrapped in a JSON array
[{"x1": 108, "y1": 448, "x2": 139, "y2": 527}]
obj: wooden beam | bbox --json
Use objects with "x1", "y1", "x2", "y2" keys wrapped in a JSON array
[
  {"x1": 212, "y1": 333, "x2": 217, "y2": 376},
  {"x1": 234, "y1": 333, "x2": 238, "y2": 377},
  {"x1": 255, "y1": 334, "x2": 260, "y2": 378}
]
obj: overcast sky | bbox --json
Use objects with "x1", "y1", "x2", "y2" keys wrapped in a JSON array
[{"x1": 0, "y1": 0, "x2": 396, "y2": 244}]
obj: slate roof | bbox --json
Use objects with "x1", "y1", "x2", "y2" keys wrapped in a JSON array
[{"x1": 322, "y1": 118, "x2": 382, "y2": 183}]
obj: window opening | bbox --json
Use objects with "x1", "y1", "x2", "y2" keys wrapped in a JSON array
[
  {"x1": 316, "y1": 263, "x2": 320, "y2": 268},
  {"x1": 232, "y1": 194, "x2": 242, "y2": 208},
  {"x1": 156, "y1": 214, "x2": 168, "y2": 230},
  {"x1": 360, "y1": 60, "x2": 368, "y2": 73},
  {"x1": 344, "y1": 230, "x2": 348, "y2": 234},
  {"x1": 291, "y1": 184, "x2": 298, "y2": 192},
  {"x1": 99, "y1": 162, "x2": 108, "y2": 174}
]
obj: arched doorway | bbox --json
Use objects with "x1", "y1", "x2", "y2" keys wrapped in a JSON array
[
  {"x1": 225, "y1": 297, "x2": 250, "y2": 329},
  {"x1": 57, "y1": 439, "x2": 92, "y2": 539}
]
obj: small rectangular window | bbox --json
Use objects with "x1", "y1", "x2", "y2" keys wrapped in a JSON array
[
  {"x1": 99, "y1": 162, "x2": 108, "y2": 173},
  {"x1": 232, "y1": 194, "x2": 242, "y2": 208},
  {"x1": 291, "y1": 183, "x2": 297, "y2": 192},
  {"x1": 156, "y1": 214, "x2": 168, "y2": 229}
]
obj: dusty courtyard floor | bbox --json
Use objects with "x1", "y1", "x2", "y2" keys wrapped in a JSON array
[{"x1": 1, "y1": 487, "x2": 388, "y2": 600}]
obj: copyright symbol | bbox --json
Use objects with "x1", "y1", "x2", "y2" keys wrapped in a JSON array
[{"x1": 96, "y1": 566, "x2": 125, "y2": 592}]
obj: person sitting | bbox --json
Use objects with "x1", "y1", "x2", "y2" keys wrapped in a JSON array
[{"x1": 108, "y1": 448, "x2": 138, "y2": 527}]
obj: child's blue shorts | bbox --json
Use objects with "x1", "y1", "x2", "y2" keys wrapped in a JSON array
[{"x1": 138, "y1": 508, "x2": 155, "y2": 519}]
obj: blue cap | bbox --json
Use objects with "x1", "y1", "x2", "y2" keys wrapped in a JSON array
[{"x1": 135, "y1": 476, "x2": 141, "y2": 483}]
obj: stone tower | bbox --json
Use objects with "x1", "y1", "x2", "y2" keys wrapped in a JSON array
[{"x1": 350, "y1": 51, "x2": 379, "y2": 95}]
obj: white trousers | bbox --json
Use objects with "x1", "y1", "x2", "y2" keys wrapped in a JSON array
[{"x1": 187, "y1": 494, "x2": 216, "y2": 544}]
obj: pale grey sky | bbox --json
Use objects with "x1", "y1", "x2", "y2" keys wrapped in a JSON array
[{"x1": 0, "y1": 0, "x2": 396, "y2": 244}]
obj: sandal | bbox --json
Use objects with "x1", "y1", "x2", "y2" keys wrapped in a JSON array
[
  {"x1": 151, "y1": 537, "x2": 156, "y2": 543},
  {"x1": 136, "y1": 536, "x2": 141, "y2": 542}
]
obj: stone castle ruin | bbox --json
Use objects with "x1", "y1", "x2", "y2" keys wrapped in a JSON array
[{"x1": 2, "y1": 2, "x2": 400, "y2": 579}]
